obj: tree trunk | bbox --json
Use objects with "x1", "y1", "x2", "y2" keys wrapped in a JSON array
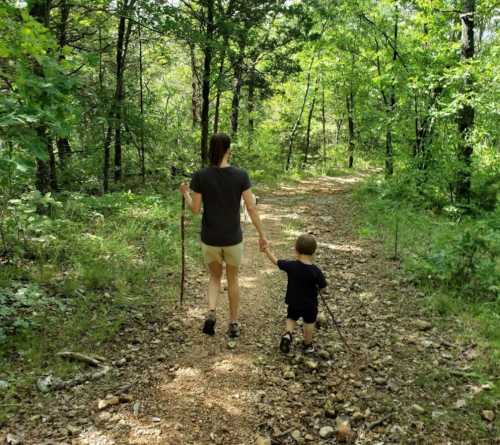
[
  {"x1": 200, "y1": 0, "x2": 215, "y2": 166},
  {"x1": 113, "y1": 1, "x2": 135, "y2": 182},
  {"x1": 213, "y1": 52, "x2": 225, "y2": 134},
  {"x1": 30, "y1": 0, "x2": 57, "y2": 193},
  {"x1": 335, "y1": 119, "x2": 342, "y2": 145},
  {"x1": 456, "y1": 0, "x2": 475, "y2": 202},
  {"x1": 385, "y1": 7, "x2": 398, "y2": 177},
  {"x1": 303, "y1": 77, "x2": 319, "y2": 167},
  {"x1": 346, "y1": 91, "x2": 355, "y2": 169},
  {"x1": 139, "y1": 23, "x2": 145, "y2": 182},
  {"x1": 190, "y1": 44, "x2": 201, "y2": 128},
  {"x1": 286, "y1": 55, "x2": 315, "y2": 170},
  {"x1": 103, "y1": 124, "x2": 113, "y2": 193},
  {"x1": 321, "y1": 83, "x2": 327, "y2": 166},
  {"x1": 56, "y1": 0, "x2": 71, "y2": 167},
  {"x1": 230, "y1": 52, "x2": 244, "y2": 138},
  {"x1": 247, "y1": 66, "x2": 256, "y2": 148}
]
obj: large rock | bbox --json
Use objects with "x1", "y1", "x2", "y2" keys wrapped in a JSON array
[{"x1": 319, "y1": 426, "x2": 334, "y2": 438}]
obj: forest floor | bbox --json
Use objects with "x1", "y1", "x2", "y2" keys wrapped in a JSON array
[{"x1": 2, "y1": 173, "x2": 498, "y2": 444}]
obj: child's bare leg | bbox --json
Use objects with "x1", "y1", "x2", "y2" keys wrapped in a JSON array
[
  {"x1": 286, "y1": 319, "x2": 297, "y2": 333},
  {"x1": 303, "y1": 323, "x2": 315, "y2": 345}
]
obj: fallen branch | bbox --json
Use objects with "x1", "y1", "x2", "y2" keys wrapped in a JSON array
[
  {"x1": 37, "y1": 366, "x2": 111, "y2": 393},
  {"x1": 366, "y1": 413, "x2": 393, "y2": 431},
  {"x1": 57, "y1": 351, "x2": 106, "y2": 367}
]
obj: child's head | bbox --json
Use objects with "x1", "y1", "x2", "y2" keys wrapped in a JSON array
[{"x1": 295, "y1": 234, "x2": 317, "y2": 256}]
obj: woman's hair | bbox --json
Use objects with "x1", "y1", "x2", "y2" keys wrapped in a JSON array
[
  {"x1": 209, "y1": 133, "x2": 231, "y2": 166},
  {"x1": 295, "y1": 234, "x2": 317, "y2": 255}
]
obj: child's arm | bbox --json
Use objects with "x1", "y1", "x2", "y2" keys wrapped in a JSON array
[{"x1": 262, "y1": 245, "x2": 278, "y2": 265}]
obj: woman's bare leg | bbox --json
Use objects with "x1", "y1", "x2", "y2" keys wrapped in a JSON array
[{"x1": 207, "y1": 261, "x2": 223, "y2": 311}]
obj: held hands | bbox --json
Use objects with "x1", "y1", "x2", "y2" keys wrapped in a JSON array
[
  {"x1": 179, "y1": 183, "x2": 189, "y2": 197},
  {"x1": 259, "y1": 237, "x2": 268, "y2": 252}
]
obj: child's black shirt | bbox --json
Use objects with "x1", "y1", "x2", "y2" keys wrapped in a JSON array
[{"x1": 277, "y1": 260, "x2": 327, "y2": 308}]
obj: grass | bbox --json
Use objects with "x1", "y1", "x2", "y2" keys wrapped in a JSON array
[
  {"x1": 353, "y1": 173, "x2": 500, "y2": 426},
  {"x1": 0, "y1": 187, "x2": 202, "y2": 423}
]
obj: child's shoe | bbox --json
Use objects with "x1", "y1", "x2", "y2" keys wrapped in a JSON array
[
  {"x1": 302, "y1": 342, "x2": 315, "y2": 355},
  {"x1": 280, "y1": 332, "x2": 292, "y2": 353},
  {"x1": 202, "y1": 310, "x2": 216, "y2": 336}
]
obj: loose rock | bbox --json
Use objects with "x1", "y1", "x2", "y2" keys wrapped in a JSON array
[
  {"x1": 319, "y1": 425, "x2": 334, "y2": 439},
  {"x1": 482, "y1": 410, "x2": 495, "y2": 422}
]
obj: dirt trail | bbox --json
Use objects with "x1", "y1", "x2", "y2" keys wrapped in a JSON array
[{"x1": 6, "y1": 174, "x2": 496, "y2": 444}]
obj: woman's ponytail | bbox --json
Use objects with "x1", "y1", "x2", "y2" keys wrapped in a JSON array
[{"x1": 208, "y1": 133, "x2": 231, "y2": 166}]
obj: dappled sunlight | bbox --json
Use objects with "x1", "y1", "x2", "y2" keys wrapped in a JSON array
[
  {"x1": 75, "y1": 426, "x2": 115, "y2": 445},
  {"x1": 318, "y1": 241, "x2": 363, "y2": 253},
  {"x1": 239, "y1": 275, "x2": 258, "y2": 289},
  {"x1": 186, "y1": 306, "x2": 206, "y2": 320}
]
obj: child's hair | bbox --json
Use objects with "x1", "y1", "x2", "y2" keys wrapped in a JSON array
[
  {"x1": 209, "y1": 133, "x2": 231, "y2": 166},
  {"x1": 295, "y1": 234, "x2": 317, "y2": 255}
]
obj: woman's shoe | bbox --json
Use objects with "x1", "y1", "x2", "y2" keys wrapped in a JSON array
[
  {"x1": 279, "y1": 332, "x2": 292, "y2": 353},
  {"x1": 202, "y1": 311, "x2": 216, "y2": 336}
]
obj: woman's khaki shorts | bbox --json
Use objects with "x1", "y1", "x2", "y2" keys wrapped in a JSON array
[{"x1": 201, "y1": 242, "x2": 243, "y2": 267}]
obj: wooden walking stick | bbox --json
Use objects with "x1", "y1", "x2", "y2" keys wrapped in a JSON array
[{"x1": 180, "y1": 194, "x2": 186, "y2": 306}]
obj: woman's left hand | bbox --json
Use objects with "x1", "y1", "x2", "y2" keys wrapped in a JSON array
[{"x1": 179, "y1": 183, "x2": 189, "y2": 196}]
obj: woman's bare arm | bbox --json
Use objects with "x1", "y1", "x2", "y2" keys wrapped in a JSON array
[{"x1": 242, "y1": 189, "x2": 268, "y2": 249}]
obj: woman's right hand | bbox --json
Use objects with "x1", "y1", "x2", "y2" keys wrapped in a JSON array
[
  {"x1": 179, "y1": 183, "x2": 189, "y2": 196},
  {"x1": 259, "y1": 237, "x2": 268, "y2": 251}
]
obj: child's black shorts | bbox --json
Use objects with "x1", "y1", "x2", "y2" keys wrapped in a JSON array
[{"x1": 287, "y1": 305, "x2": 318, "y2": 324}]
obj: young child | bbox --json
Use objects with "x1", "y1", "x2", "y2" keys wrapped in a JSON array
[{"x1": 262, "y1": 234, "x2": 327, "y2": 354}]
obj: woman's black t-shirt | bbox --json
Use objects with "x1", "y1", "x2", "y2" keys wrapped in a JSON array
[
  {"x1": 277, "y1": 260, "x2": 327, "y2": 308},
  {"x1": 190, "y1": 166, "x2": 251, "y2": 246}
]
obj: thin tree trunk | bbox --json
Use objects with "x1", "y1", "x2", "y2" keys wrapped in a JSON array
[
  {"x1": 200, "y1": 0, "x2": 215, "y2": 166},
  {"x1": 213, "y1": 52, "x2": 225, "y2": 134},
  {"x1": 113, "y1": 1, "x2": 135, "y2": 182},
  {"x1": 335, "y1": 119, "x2": 342, "y2": 145},
  {"x1": 286, "y1": 55, "x2": 316, "y2": 170},
  {"x1": 303, "y1": 77, "x2": 319, "y2": 167},
  {"x1": 321, "y1": 83, "x2": 327, "y2": 166},
  {"x1": 456, "y1": 0, "x2": 475, "y2": 202},
  {"x1": 190, "y1": 44, "x2": 201, "y2": 129},
  {"x1": 139, "y1": 23, "x2": 145, "y2": 182},
  {"x1": 103, "y1": 124, "x2": 113, "y2": 193},
  {"x1": 247, "y1": 66, "x2": 256, "y2": 148},
  {"x1": 385, "y1": 6, "x2": 398, "y2": 177},
  {"x1": 56, "y1": 0, "x2": 71, "y2": 167},
  {"x1": 346, "y1": 91, "x2": 355, "y2": 169},
  {"x1": 30, "y1": 0, "x2": 57, "y2": 194},
  {"x1": 230, "y1": 51, "x2": 244, "y2": 137}
]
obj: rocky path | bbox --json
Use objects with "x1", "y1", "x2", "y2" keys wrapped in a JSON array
[{"x1": 3, "y1": 174, "x2": 497, "y2": 444}]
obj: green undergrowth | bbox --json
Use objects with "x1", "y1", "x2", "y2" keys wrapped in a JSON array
[
  {"x1": 0, "y1": 187, "x2": 201, "y2": 423},
  {"x1": 354, "y1": 172, "x2": 500, "y2": 418}
]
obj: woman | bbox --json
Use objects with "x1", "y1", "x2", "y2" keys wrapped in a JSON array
[{"x1": 180, "y1": 133, "x2": 268, "y2": 338}]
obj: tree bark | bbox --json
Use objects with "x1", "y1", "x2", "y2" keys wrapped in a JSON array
[
  {"x1": 230, "y1": 49, "x2": 244, "y2": 138},
  {"x1": 213, "y1": 51, "x2": 225, "y2": 134},
  {"x1": 30, "y1": 0, "x2": 57, "y2": 193},
  {"x1": 139, "y1": 23, "x2": 145, "y2": 182},
  {"x1": 189, "y1": 44, "x2": 201, "y2": 128},
  {"x1": 303, "y1": 77, "x2": 319, "y2": 167},
  {"x1": 56, "y1": 0, "x2": 71, "y2": 167},
  {"x1": 113, "y1": 0, "x2": 135, "y2": 182},
  {"x1": 456, "y1": 0, "x2": 475, "y2": 202},
  {"x1": 346, "y1": 91, "x2": 355, "y2": 169},
  {"x1": 286, "y1": 54, "x2": 315, "y2": 170},
  {"x1": 385, "y1": 6, "x2": 398, "y2": 177},
  {"x1": 200, "y1": 0, "x2": 215, "y2": 166},
  {"x1": 247, "y1": 66, "x2": 256, "y2": 148},
  {"x1": 321, "y1": 83, "x2": 327, "y2": 166}
]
